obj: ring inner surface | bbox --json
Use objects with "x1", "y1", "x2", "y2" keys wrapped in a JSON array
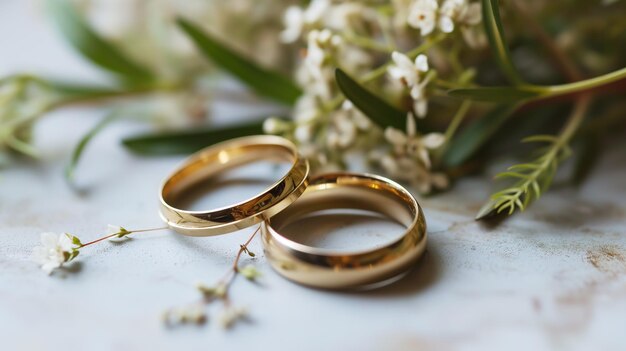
[
  {"x1": 162, "y1": 144, "x2": 295, "y2": 210},
  {"x1": 269, "y1": 183, "x2": 416, "y2": 253}
]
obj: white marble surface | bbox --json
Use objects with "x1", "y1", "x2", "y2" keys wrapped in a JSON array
[{"x1": 2, "y1": 2, "x2": 626, "y2": 350}]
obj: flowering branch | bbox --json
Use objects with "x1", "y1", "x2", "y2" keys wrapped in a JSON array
[
  {"x1": 31, "y1": 225, "x2": 168, "y2": 275},
  {"x1": 162, "y1": 226, "x2": 261, "y2": 328}
]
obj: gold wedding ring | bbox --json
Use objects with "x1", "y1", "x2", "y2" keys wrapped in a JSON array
[
  {"x1": 159, "y1": 135, "x2": 309, "y2": 236},
  {"x1": 261, "y1": 173, "x2": 427, "y2": 289}
]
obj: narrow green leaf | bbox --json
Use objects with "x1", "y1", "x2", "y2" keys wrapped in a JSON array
[
  {"x1": 475, "y1": 197, "x2": 500, "y2": 220},
  {"x1": 122, "y1": 121, "x2": 264, "y2": 155},
  {"x1": 482, "y1": 0, "x2": 524, "y2": 85},
  {"x1": 65, "y1": 111, "x2": 119, "y2": 183},
  {"x1": 47, "y1": 0, "x2": 153, "y2": 82},
  {"x1": 448, "y1": 87, "x2": 541, "y2": 102},
  {"x1": 335, "y1": 69, "x2": 406, "y2": 130},
  {"x1": 522, "y1": 135, "x2": 559, "y2": 143},
  {"x1": 177, "y1": 18, "x2": 301, "y2": 105},
  {"x1": 442, "y1": 104, "x2": 518, "y2": 167}
]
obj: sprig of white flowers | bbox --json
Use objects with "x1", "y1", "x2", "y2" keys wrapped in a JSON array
[
  {"x1": 31, "y1": 223, "x2": 262, "y2": 329},
  {"x1": 162, "y1": 226, "x2": 262, "y2": 329},
  {"x1": 30, "y1": 225, "x2": 160, "y2": 274}
]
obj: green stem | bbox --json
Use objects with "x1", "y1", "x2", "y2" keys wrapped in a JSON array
[
  {"x1": 342, "y1": 33, "x2": 392, "y2": 53},
  {"x1": 359, "y1": 34, "x2": 445, "y2": 84},
  {"x1": 78, "y1": 226, "x2": 168, "y2": 248},
  {"x1": 444, "y1": 101, "x2": 472, "y2": 142},
  {"x1": 545, "y1": 67, "x2": 626, "y2": 96}
]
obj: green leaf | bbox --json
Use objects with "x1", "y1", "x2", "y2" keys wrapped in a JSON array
[
  {"x1": 48, "y1": 80, "x2": 126, "y2": 100},
  {"x1": 66, "y1": 233, "x2": 83, "y2": 246},
  {"x1": 448, "y1": 87, "x2": 541, "y2": 102},
  {"x1": 475, "y1": 197, "x2": 500, "y2": 220},
  {"x1": 122, "y1": 121, "x2": 264, "y2": 155},
  {"x1": 47, "y1": 0, "x2": 153, "y2": 82},
  {"x1": 335, "y1": 68, "x2": 406, "y2": 130},
  {"x1": 238, "y1": 265, "x2": 261, "y2": 281},
  {"x1": 177, "y1": 18, "x2": 301, "y2": 105},
  {"x1": 442, "y1": 104, "x2": 518, "y2": 167},
  {"x1": 65, "y1": 111, "x2": 119, "y2": 183},
  {"x1": 482, "y1": 0, "x2": 524, "y2": 85}
]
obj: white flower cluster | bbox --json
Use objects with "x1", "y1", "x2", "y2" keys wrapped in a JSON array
[
  {"x1": 379, "y1": 113, "x2": 448, "y2": 193},
  {"x1": 407, "y1": 0, "x2": 481, "y2": 36},
  {"x1": 268, "y1": 0, "x2": 484, "y2": 192},
  {"x1": 266, "y1": 0, "x2": 383, "y2": 171}
]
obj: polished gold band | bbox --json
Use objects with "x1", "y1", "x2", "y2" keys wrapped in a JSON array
[
  {"x1": 159, "y1": 135, "x2": 309, "y2": 236},
  {"x1": 261, "y1": 172, "x2": 427, "y2": 289}
]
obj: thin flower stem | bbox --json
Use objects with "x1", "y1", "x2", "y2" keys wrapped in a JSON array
[
  {"x1": 217, "y1": 225, "x2": 261, "y2": 290},
  {"x1": 342, "y1": 33, "x2": 393, "y2": 53},
  {"x1": 360, "y1": 34, "x2": 445, "y2": 84},
  {"x1": 444, "y1": 100, "x2": 472, "y2": 142},
  {"x1": 78, "y1": 226, "x2": 169, "y2": 248}
]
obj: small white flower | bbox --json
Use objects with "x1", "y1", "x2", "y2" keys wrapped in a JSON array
[
  {"x1": 304, "y1": 0, "x2": 332, "y2": 24},
  {"x1": 301, "y1": 29, "x2": 341, "y2": 99},
  {"x1": 31, "y1": 232, "x2": 74, "y2": 274},
  {"x1": 388, "y1": 52, "x2": 431, "y2": 118},
  {"x1": 441, "y1": 0, "x2": 482, "y2": 27},
  {"x1": 162, "y1": 304, "x2": 207, "y2": 326},
  {"x1": 329, "y1": 112, "x2": 357, "y2": 148},
  {"x1": 388, "y1": 51, "x2": 427, "y2": 87},
  {"x1": 407, "y1": 0, "x2": 439, "y2": 36},
  {"x1": 384, "y1": 113, "x2": 445, "y2": 169},
  {"x1": 295, "y1": 124, "x2": 314, "y2": 143},
  {"x1": 280, "y1": 0, "x2": 331, "y2": 43},
  {"x1": 407, "y1": 0, "x2": 481, "y2": 36},
  {"x1": 280, "y1": 7, "x2": 305, "y2": 43},
  {"x1": 220, "y1": 306, "x2": 249, "y2": 329},
  {"x1": 263, "y1": 118, "x2": 288, "y2": 134},
  {"x1": 293, "y1": 95, "x2": 319, "y2": 122}
]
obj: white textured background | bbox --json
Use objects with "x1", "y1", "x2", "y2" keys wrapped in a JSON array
[{"x1": 1, "y1": 2, "x2": 626, "y2": 350}]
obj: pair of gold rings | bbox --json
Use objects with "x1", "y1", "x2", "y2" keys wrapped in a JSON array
[{"x1": 159, "y1": 135, "x2": 427, "y2": 289}]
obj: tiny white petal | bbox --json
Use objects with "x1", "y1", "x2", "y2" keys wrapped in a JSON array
[
  {"x1": 422, "y1": 133, "x2": 446, "y2": 149},
  {"x1": 341, "y1": 100, "x2": 354, "y2": 110},
  {"x1": 280, "y1": 7, "x2": 304, "y2": 43},
  {"x1": 384, "y1": 127, "x2": 408, "y2": 145},
  {"x1": 464, "y1": 3, "x2": 482, "y2": 25},
  {"x1": 304, "y1": 0, "x2": 330, "y2": 23},
  {"x1": 418, "y1": 147, "x2": 432, "y2": 169},
  {"x1": 414, "y1": 54, "x2": 429, "y2": 72},
  {"x1": 295, "y1": 125, "x2": 314, "y2": 143},
  {"x1": 414, "y1": 99, "x2": 428, "y2": 118},
  {"x1": 406, "y1": 113, "x2": 417, "y2": 137},
  {"x1": 381, "y1": 155, "x2": 399, "y2": 174},
  {"x1": 439, "y1": 16, "x2": 455, "y2": 33}
]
